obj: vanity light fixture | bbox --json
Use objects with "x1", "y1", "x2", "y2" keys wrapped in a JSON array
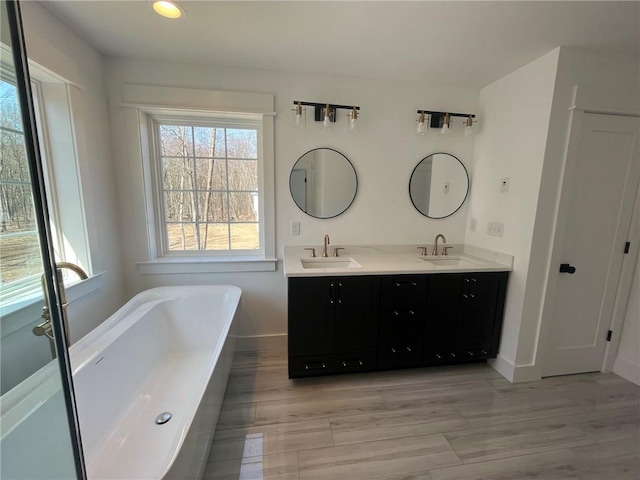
[
  {"x1": 440, "y1": 113, "x2": 451, "y2": 135},
  {"x1": 292, "y1": 101, "x2": 306, "y2": 128},
  {"x1": 152, "y1": 0, "x2": 185, "y2": 19},
  {"x1": 292, "y1": 101, "x2": 360, "y2": 130},
  {"x1": 415, "y1": 112, "x2": 427, "y2": 136},
  {"x1": 348, "y1": 106, "x2": 359, "y2": 131},
  {"x1": 464, "y1": 115, "x2": 477, "y2": 137},
  {"x1": 321, "y1": 104, "x2": 333, "y2": 129},
  {"x1": 415, "y1": 110, "x2": 476, "y2": 136}
]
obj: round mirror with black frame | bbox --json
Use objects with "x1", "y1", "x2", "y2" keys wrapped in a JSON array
[
  {"x1": 409, "y1": 152, "x2": 469, "y2": 219},
  {"x1": 290, "y1": 148, "x2": 358, "y2": 219}
]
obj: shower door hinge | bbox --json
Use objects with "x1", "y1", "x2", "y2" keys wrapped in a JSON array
[
  {"x1": 606, "y1": 330, "x2": 613, "y2": 342},
  {"x1": 624, "y1": 241, "x2": 630, "y2": 254}
]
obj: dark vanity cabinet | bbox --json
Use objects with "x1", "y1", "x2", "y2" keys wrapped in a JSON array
[
  {"x1": 288, "y1": 276, "x2": 379, "y2": 378},
  {"x1": 423, "y1": 272, "x2": 508, "y2": 364},
  {"x1": 288, "y1": 271, "x2": 508, "y2": 378}
]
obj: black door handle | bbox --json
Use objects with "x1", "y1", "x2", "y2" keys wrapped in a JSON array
[{"x1": 559, "y1": 263, "x2": 576, "y2": 274}]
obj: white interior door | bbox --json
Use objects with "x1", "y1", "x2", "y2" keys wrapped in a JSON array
[{"x1": 543, "y1": 113, "x2": 640, "y2": 377}]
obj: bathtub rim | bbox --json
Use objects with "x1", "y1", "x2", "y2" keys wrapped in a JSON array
[{"x1": 70, "y1": 285, "x2": 242, "y2": 374}]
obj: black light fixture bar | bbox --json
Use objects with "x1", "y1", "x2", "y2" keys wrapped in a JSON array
[
  {"x1": 417, "y1": 110, "x2": 475, "y2": 128},
  {"x1": 294, "y1": 101, "x2": 360, "y2": 123}
]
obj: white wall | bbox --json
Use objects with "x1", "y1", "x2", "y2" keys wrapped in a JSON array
[
  {"x1": 105, "y1": 57, "x2": 479, "y2": 341},
  {"x1": 464, "y1": 48, "x2": 560, "y2": 372},
  {"x1": 1, "y1": 2, "x2": 126, "y2": 391}
]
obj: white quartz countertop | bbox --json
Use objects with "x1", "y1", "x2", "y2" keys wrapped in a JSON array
[{"x1": 283, "y1": 244, "x2": 513, "y2": 277}]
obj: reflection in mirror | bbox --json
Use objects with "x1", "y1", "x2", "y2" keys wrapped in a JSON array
[
  {"x1": 409, "y1": 153, "x2": 469, "y2": 219},
  {"x1": 290, "y1": 148, "x2": 357, "y2": 219}
]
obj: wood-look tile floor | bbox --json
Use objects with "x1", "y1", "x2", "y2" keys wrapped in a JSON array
[{"x1": 203, "y1": 350, "x2": 640, "y2": 480}]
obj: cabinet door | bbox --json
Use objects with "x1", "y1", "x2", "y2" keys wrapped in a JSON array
[
  {"x1": 334, "y1": 276, "x2": 379, "y2": 353},
  {"x1": 457, "y1": 272, "x2": 507, "y2": 351},
  {"x1": 288, "y1": 277, "x2": 335, "y2": 356}
]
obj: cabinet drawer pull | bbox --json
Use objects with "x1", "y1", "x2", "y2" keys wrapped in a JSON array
[
  {"x1": 467, "y1": 350, "x2": 489, "y2": 357},
  {"x1": 394, "y1": 281, "x2": 417, "y2": 287},
  {"x1": 393, "y1": 309, "x2": 415, "y2": 316},
  {"x1": 462, "y1": 294, "x2": 469, "y2": 299},
  {"x1": 305, "y1": 362, "x2": 326, "y2": 370},
  {"x1": 406, "y1": 346, "x2": 412, "y2": 352},
  {"x1": 469, "y1": 294, "x2": 475, "y2": 298},
  {"x1": 342, "y1": 360, "x2": 364, "y2": 367},
  {"x1": 391, "y1": 347, "x2": 396, "y2": 353},
  {"x1": 450, "y1": 352, "x2": 456, "y2": 358},
  {"x1": 435, "y1": 353, "x2": 442, "y2": 359}
]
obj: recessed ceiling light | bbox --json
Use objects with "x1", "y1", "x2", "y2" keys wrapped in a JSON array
[{"x1": 152, "y1": 1, "x2": 185, "y2": 19}]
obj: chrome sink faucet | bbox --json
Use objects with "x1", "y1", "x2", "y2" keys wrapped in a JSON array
[
  {"x1": 323, "y1": 234, "x2": 330, "y2": 257},
  {"x1": 432, "y1": 234, "x2": 447, "y2": 256}
]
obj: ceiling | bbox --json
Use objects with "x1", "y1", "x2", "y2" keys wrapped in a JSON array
[{"x1": 40, "y1": 1, "x2": 639, "y2": 89}]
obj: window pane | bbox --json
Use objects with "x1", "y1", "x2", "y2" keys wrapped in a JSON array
[
  {"x1": 195, "y1": 158, "x2": 226, "y2": 191},
  {"x1": 160, "y1": 125, "x2": 193, "y2": 157},
  {"x1": 199, "y1": 224, "x2": 229, "y2": 250},
  {"x1": 0, "y1": 231, "x2": 41, "y2": 283},
  {"x1": 197, "y1": 191, "x2": 228, "y2": 222},
  {"x1": 230, "y1": 223, "x2": 259, "y2": 250},
  {"x1": 226, "y1": 128, "x2": 257, "y2": 159},
  {"x1": 0, "y1": 81, "x2": 22, "y2": 131},
  {"x1": 228, "y1": 159, "x2": 257, "y2": 191},
  {"x1": 1, "y1": 103, "x2": 40, "y2": 283},
  {"x1": 193, "y1": 126, "x2": 225, "y2": 158},
  {"x1": 162, "y1": 157, "x2": 196, "y2": 190},
  {"x1": 166, "y1": 223, "x2": 198, "y2": 250},
  {"x1": 229, "y1": 192, "x2": 258, "y2": 222},
  {"x1": 164, "y1": 191, "x2": 196, "y2": 222}
]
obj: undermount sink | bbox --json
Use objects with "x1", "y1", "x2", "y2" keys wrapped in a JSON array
[
  {"x1": 301, "y1": 258, "x2": 361, "y2": 269},
  {"x1": 421, "y1": 256, "x2": 483, "y2": 267}
]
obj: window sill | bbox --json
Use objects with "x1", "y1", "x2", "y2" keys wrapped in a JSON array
[
  {"x1": 0, "y1": 272, "x2": 106, "y2": 339},
  {"x1": 136, "y1": 257, "x2": 278, "y2": 275}
]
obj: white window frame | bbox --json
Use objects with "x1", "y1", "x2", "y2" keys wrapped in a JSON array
[
  {"x1": 149, "y1": 114, "x2": 265, "y2": 258},
  {"x1": 123, "y1": 85, "x2": 276, "y2": 274},
  {"x1": 0, "y1": 53, "x2": 96, "y2": 317}
]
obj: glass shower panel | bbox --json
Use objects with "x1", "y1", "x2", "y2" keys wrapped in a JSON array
[{"x1": 0, "y1": 1, "x2": 83, "y2": 478}]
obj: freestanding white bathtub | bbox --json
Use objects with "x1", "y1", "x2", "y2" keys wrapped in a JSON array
[{"x1": 70, "y1": 285, "x2": 241, "y2": 480}]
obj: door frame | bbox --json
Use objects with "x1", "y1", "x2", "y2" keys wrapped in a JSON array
[
  {"x1": 5, "y1": 1, "x2": 86, "y2": 478},
  {"x1": 537, "y1": 84, "x2": 640, "y2": 377}
]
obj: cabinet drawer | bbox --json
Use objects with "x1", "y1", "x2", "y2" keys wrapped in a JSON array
[
  {"x1": 335, "y1": 351, "x2": 377, "y2": 374},
  {"x1": 381, "y1": 295, "x2": 422, "y2": 330},
  {"x1": 289, "y1": 352, "x2": 377, "y2": 378},
  {"x1": 289, "y1": 355, "x2": 335, "y2": 378},
  {"x1": 423, "y1": 346, "x2": 495, "y2": 365},
  {"x1": 378, "y1": 333, "x2": 422, "y2": 368},
  {"x1": 381, "y1": 275, "x2": 425, "y2": 293}
]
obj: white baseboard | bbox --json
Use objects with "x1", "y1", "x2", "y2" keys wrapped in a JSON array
[
  {"x1": 235, "y1": 334, "x2": 287, "y2": 352},
  {"x1": 488, "y1": 354, "x2": 541, "y2": 383},
  {"x1": 613, "y1": 356, "x2": 640, "y2": 386}
]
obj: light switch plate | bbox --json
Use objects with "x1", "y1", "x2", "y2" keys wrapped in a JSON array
[
  {"x1": 470, "y1": 217, "x2": 477, "y2": 232},
  {"x1": 500, "y1": 177, "x2": 510, "y2": 193},
  {"x1": 487, "y1": 221, "x2": 504, "y2": 237},
  {"x1": 290, "y1": 221, "x2": 300, "y2": 235}
]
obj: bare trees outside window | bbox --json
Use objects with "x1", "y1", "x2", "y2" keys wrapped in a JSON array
[
  {"x1": 0, "y1": 79, "x2": 42, "y2": 284},
  {"x1": 158, "y1": 122, "x2": 260, "y2": 252}
]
